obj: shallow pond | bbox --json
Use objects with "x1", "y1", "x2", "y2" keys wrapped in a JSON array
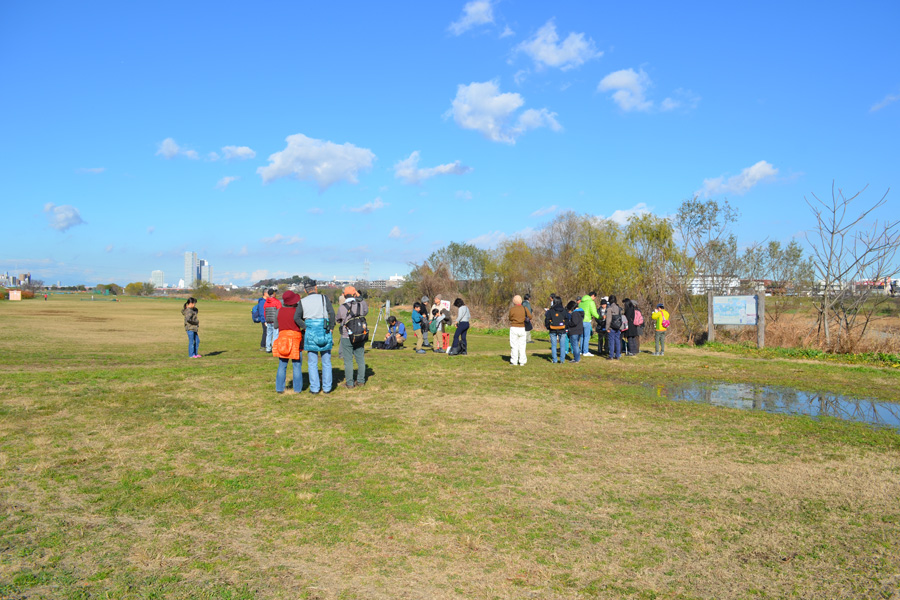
[{"x1": 649, "y1": 382, "x2": 900, "y2": 430}]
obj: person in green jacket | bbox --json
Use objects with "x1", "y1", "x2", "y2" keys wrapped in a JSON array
[{"x1": 578, "y1": 292, "x2": 600, "y2": 357}]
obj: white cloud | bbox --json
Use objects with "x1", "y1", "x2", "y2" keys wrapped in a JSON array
[
  {"x1": 600, "y1": 203, "x2": 652, "y2": 226},
  {"x1": 467, "y1": 226, "x2": 535, "y2": 249},
  {"x1": 871, "y1": 93, "x2": 900, "y2": 113},
  {"x1": 207, "y1": 152, "x2": 220, "y2": 161},
  {"x1": 447, "y1": 80, "x2": 561, "y2": 144},
  {"x1": 531, "y1": 205, "x2": 558, "y2": 217},
  {"x1": 394, "y1": 151, "x2": 472, "y2": 184},
  {"x1": 308, "y1": 207, "x2": 324, "y2": 214},
  {"x1": 348, "y1": 197, "x2": 387, "y2": 214},
  {"x1": 76, "y1": 167, "x2": 105, "y2": 174},
  {"x1": 261, "y1": 234, "x2": 305, "y2": 245},
  {"x1": 215, "y1": 176, "x2": 239, "y2": 190},
  {"x1": 699, "y1": 161, "x2": 778, "y2": 197},
  {"x1": 515, "y1": 20, "x2": 601, "y2": 71},
  {"x1": 257, "y1": 133, "x2": 375, "y2": 191},
  {"x1": 389, "y1": 226, "x2": 403, "y2": 239},
  {"x1": 222, "y1": 145, "x2": 256, "y2": 160},
  {"x1": 500, "y1": 26, "x2": 514, "y2": 38},
  {"x1": 43, "y1": 203, "x2": 85, "y2": 232},
  {"x1": 598, "y1": 68, "x2": 653, "y2": 112},
  {"x1": 448, "y1": 0, "x2": 493, "y2": 35},
  {"x1": 156, "y1": 137, "x2": 199, "y2": 160},
  {"x1": 456, "y1": 190, "x2": 473, "y2": 200},
  {"x1": 661, "y1": 88, "x2": 701, "y2": 112}
]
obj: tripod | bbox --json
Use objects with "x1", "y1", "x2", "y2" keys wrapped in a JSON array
[{"x1": 370, "y1": 303, "x2": 387, "y2": 348}]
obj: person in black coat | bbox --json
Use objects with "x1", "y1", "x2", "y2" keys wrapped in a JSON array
[
  {"x1": 565, "y1": 300, "x2": 584, "y2": 363},
  {"x1": 623, "y1": 298, "x2": 640, "y2": 356}
]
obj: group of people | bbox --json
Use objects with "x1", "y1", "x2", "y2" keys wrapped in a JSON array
[
  {"x1": 510, "y1": 291, "x2": 671, "y2": 364},
  {"x1": 249, "y1": 282, "x2": 368, "y2": 394},
  {"x1": 182, "y1": 286, "x2": 672, "y2": 392},
  {"x1": 385, "y1": 295, "x2": 471, "y2": 356}
]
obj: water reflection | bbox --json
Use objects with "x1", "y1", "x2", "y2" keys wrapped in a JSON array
[{"x1": 651, "y1": 382, "x2": 900, "y2": 430}]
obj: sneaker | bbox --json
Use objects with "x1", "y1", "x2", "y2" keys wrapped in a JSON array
[
  {"x1": 583, "y1": 352, "x2": 593, "y2": 357},
  {"x1": 416, "y1": 349, "x2": 426, "y2": 354},
  {"x1": 356, "y1": 381, "x2": 366, "y2": 388},
  {"x1": 344, "y1": 383, "x2": 354, "y2": 390}
]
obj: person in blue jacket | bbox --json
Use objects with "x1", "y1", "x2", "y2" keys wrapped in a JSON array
[
  {"x1": 294, "y1": 281, "x2": 335, "y2": 394},
  {"x1": 384, "y1": 316, "x2": 407, "y2": 349}
]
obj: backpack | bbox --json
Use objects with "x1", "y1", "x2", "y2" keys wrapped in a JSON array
[
  {"x1": 343, "y1": 301, "x2": 368, "y2": 346},
  {"x1": 429, "y1": 318, "x2": 440, "y2": 334},
  {"x1": 609, "y1": 311, "x2": 623, "y2": 331},
  {"x1": 547, "y1": 306, "x2": 567, "y2": 330},
  {"x1": 251, "y1": 299, "x2": 264, "y2": 323},
  {"x1": 633, "y1": 310, "x2": 644, "y2": 326}
]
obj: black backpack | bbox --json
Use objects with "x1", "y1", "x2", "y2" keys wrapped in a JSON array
[
  {"x1": 344, "y1": 302, "x2": 368, "y2": 345},
  {"x1": 609, "y1": 310, "x2": 623, "y2": 331},
  {"x1": 547, "y1": 305, "x2": 567, "y2": 330}
]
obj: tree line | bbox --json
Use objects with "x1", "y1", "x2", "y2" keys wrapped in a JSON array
[{"x1": 405, "y1": 184, "x2": 898, "y2": 353}]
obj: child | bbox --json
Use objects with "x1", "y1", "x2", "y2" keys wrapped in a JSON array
[
  {"x1": 651, "y1": 303, "x2": 670, "y2": 356},
  {"x1": 182, "y1": 297, "x2": 200, "y2": 358},
  {"x1": 430, "y1": 308, "x2": 446, "y2": 352}
]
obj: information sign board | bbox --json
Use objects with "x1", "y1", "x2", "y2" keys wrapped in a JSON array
[{"x1": 712, "y1": 295, "x2": 758, "y2": 325}]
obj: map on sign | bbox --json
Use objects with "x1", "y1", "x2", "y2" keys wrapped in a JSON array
[{"x1": 712, "y1": 295, "x2": 758, "y2": 325}]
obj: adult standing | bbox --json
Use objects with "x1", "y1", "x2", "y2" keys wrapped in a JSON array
[
  {"x1": 651, "y1": 303, "x2": 670, "y2": 356},
  {"x1": 273, "y1": 290, "x2": 304, "y2": 393},
  {"x1": 522, "y1": 294, "x2": 535, "y2": 343},
  {"x1": 623, "y1": 298, "x2": 640, "y2": 356},
  {"x1": 544, "y1": 295, "x2": 568, "y2": 363},
  {"x1": 336, "y1": 286, "x2": 368, "y2": 389},
  {"x1": 508, "y1": 295, "x2": 532, "y2": 366},
  {"x1": 597, "y1": 298, "x2": 609, "y2": 356},
  {"x1": 263, "y1": 288, "x2": 282, "y2": 353},
  {"x1": 566, "y1": 300, "x2": 584, "y2": 363},
  {"x1": 255, "y1": 290, "x2": 267, "y2": 351},
  {"x1": 578, "y1": 292, "x2": 600, "y2": 357},
  {"x1": 295, "y1": 281, "x2": 335, "y2": 394},
  {"x1": 605, "y1": 295, "x2": 623, "y2": 360},
  {"x1": 449, "y1": 298, "x2": 470, "y2": 356}
]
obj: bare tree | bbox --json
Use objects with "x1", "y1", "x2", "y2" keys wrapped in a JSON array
[{"x1": 805, "y1": 183, "x2": 899, "y2": 350}]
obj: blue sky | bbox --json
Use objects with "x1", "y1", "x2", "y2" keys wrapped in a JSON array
[{"x1": 2, "y1": 1, "x2": 898, "y2": 286}]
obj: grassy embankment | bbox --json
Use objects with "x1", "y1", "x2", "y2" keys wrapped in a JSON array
[{"x1": 1, "y1": 295, "x2": 899, "y2": 599}]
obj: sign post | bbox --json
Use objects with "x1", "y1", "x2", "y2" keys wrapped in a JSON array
[{"x1": 710, "y1": 294, "x2": 765, "y2": 349}]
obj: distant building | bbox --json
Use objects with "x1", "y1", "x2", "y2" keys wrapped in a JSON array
[
  {"x1": 184, "y1": 252, "x2": 198, "y2": 288},
  {"x1": 151, "y1": 270, "x2": 164, "y2": 288},
  {"x1": 199, "y1": 259, "x2": 212, "y2": 284}
]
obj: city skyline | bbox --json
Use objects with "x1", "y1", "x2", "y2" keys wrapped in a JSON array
[{"x1": 2, "y1": 2, "x2": 898, "y2": 286}]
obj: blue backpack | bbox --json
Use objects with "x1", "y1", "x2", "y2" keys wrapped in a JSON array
[{"x1": 251, "y1": 298, "x2": 265, "y2": 323}]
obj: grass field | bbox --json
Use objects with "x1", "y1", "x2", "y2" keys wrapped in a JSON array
[{"x1": 1, "y1": 295, "x2": 899, "y2": 599}]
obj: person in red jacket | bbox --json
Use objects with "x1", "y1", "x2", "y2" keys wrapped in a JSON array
[
  {"x1": 273, "y1": 290, "x2": 304, "y2": 393},
  {"x1": 263, "y1": 288, "x2": 282, "y2": 353}
]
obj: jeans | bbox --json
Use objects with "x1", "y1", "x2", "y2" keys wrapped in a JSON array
[
  {"x1": 549, "y1": 331, "x2": 568, "y2": 363},
  {"x1": 607, "y1": 329, "x2": 622, "y2": 359},
  {"x1": 582, "y1": 323, "x2": 592, "y2": 354},
  {"x1": 568, "y1": 334, "x2": 582, "y2": 362},
  {"x1": 340, "y1": 338, "x2": 366, "y2": 386},
  {"x1": 307, "y1": 351, "x2": 332, "y2": 393},
  {"x1": 266, "y1": 324, "x2": 279, "y2": 352},
  {"x1": 452, "y1": 322, "x2": 469, "y2": 353},
  {"x1": 509, "y1": 326, "x2": 527, "y2": 365},
  {"x1": 655, "y1": 331, "x2": 666, "y2": 355},
  {"x1": 276, "y1": 356, "x2": 303, "y2": 392},
  {"x1": 187, "y1": 330, "x2": 199, "y2": 356}
]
